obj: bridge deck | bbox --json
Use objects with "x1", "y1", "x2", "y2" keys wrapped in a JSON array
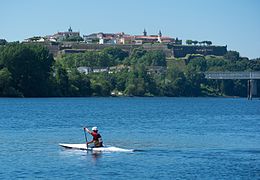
[{"x1": 205, "y1": 72, "x2": 260, "y2": 79}]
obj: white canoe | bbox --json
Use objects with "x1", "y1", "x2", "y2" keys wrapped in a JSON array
[{"x1": 59, "y1": 143, "x2": 134, "y2": 152}]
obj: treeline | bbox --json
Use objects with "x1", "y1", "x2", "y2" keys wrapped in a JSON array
[
  {"x1": 186, "y1": 40, "x2": 212, "y2": 46},
  {"x1": 0, "y1": 43, "x2": 260, "y2": 97}
]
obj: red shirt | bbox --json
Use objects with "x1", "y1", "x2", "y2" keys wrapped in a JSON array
[
  {"x1": 91, "y1": 131, "x2": 103, "y2": 147},
  {"x1": 91, "y1": 131, "x2": 100, "y2": 141}
]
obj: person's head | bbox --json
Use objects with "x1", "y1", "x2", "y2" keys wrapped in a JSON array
[{"x1": 92, "y1": 126, "x2": 98, "y2": 132}]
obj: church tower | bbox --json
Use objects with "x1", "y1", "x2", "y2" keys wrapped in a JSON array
[
  {"x1": 158, "y1": 30, "x2": 162, "y2": 37},
  {"x1": 68, "y1": 26, "x2": 72, "y2": 32},
  {"x1": 158, "y1": 30, "x2": 162, "y2": 43},
  {"x1": 143, "y1": 29, "x2": 147, "y2": 36}
]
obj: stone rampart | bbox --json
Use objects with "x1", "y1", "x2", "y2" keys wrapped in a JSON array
[{"x1": 172, "y1": 45, "x2": 227, "y2": 58}]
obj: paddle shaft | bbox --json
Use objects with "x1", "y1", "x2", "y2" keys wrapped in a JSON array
[{"x1": 84, "y1": 128, "x2": 88, "y2": 148}]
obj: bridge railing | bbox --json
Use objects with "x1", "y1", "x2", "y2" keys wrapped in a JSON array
[{"x1": 204, "y1": 72, "x2": 260, "y2": 79}]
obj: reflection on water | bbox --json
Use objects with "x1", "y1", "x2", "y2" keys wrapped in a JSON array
[
  {"x1": 59, "y1": 148, "x2": 103, "y2": 163},
  {"x1": 91, "y1": 152, "x2": 102, "y2": 164}
]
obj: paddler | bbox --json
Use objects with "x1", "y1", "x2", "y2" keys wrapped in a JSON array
[{"x1": 84, "y1": 126, "x2": 103, "y2": 147}]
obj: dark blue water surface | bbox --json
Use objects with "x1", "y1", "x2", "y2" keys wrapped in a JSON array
[{"x1": 0, "y1": 98, "x2": 259, "y2": 179}]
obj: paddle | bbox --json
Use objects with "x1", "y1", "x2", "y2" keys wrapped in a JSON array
[{"x1": 83, "y1": 127, "x2": 88, "y2": 149}]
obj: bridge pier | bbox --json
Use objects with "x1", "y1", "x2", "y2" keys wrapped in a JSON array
[
  {"x1": 248, "y1": 80, "x2": 252, "y2": 100},
  {"x1": 247, "y1": 80, "x2": 257, "y2": 100}
]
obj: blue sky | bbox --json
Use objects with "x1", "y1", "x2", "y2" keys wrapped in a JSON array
[{"x1": 1, "y1": 0, "x2": 260, "y2": 59}]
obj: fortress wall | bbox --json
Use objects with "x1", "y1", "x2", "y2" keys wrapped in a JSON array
[
  {"x1": 31, "y1": 42, "x2": 227, "y2": 58},
  {"x1": 62, "y1": 43, "x2": 141, "y2": 53},
  {"x1": 172, "y1": 45, "x2": 227, "y2": 58}
]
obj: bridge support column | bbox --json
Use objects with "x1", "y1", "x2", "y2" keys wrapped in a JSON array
[
  {"x1": 247, "y1": 80, "x2": 257, "y2": 100},
  {"x1": 252, "y1": 80, "x2": 257, "y2": 96},
  {"x1": 248, "y1": 80, "x2": 252, "y2": 100}
]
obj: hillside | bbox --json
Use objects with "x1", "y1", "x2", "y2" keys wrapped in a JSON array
[{"x1": 0, "y1": 43, "x2": 260, "y2": 97}]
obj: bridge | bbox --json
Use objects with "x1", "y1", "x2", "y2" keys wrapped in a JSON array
[
  {"x1": 204, "y1": 71, "x2": 260, "y2": 80},
  {"x1": 204, "y1": 71, "x2": 260, "y2": 99}
]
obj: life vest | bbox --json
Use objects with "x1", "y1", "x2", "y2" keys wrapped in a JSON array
[{"x1": 91, "y1": 131, "x2": 103, "y2": 147}]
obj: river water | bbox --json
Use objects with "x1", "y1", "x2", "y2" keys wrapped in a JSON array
[{"x1": 0, "y1": 98, "x2": 259, "y2": 179}]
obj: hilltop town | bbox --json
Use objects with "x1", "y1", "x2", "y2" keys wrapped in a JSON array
[
  {"x1": 24, "y1": 27, "x2": 180, "y2": 45},
  {"x1": 2, "y1": 27, "x2": 258, "y2": 98},
  {"x1": 22, "y1": 27, "x2": 227, "y2": 58}
]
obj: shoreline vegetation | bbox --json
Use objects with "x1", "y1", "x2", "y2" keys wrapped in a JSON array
[{"x1": 0, "y1": 43, "x2": 260, "y2": 98}]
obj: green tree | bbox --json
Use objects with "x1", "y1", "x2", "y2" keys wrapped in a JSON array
[
  {"x1": 205, "y1": 41, "x2": 212, "y2": 46},
  {"x1": 54, "y1": 64, "x2": 70, "y2": 96},
  {"x1": 0, "y1": 39, "x2": 7, "y2": 45},
  {"x1": 141, "y1": 50, "x2": 166, "y2": 66},
  {"x1": 0, "y1": 68, "x2": 21, "y2": 96},
  {"x1": 124, "y1": 64, "x2": 157, "y2": 96},
  {"x1": 185, "y1": 60, "x2": 206, "y2": 96},
  {"x1": 89, "y1": 73, "x2": 112, "y2": 96},
  {"x1": 65, "y1": 35, "x2": 84, "y2": 42},
  {"x1": 224, "y1": 51, "x2": 240, "y2": 61},
  {"x1": 163, "y1": 65, "x2": 189, "y2": 96},
  {"x1": 130, "y1": 48, "x2": 147, "y2": 60},
  {"x1": 102, "y1": 47, "x2": 129, "y2": 65},
  {"x1": 193, "y1": 40, "x2": 198, "y2": 45},
  {"x1": 186, "y1": 40, "x2": 193, "y2": 45},
  {"x1": 0, "y1": 44, "x2": 54, "y2": 97},
  {"x1": 68, "y1": 69, "x2": 92, "y2": 96},
  {"x1": 114, "y1": 69, "x2": 128, "y2": 91},
  {"x1": 188, "y1": 57, "x2": 207, "y2": 72}
]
